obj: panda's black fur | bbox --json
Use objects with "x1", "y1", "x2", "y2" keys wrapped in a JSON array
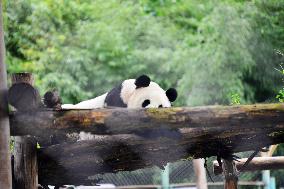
[
  {"x1": 105, "y1": 75, "x2": 152, "y2": 107},
  {"x1": 105, "y1": 84, "x2": 127, "y2": 107}
]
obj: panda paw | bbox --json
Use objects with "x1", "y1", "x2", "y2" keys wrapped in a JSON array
[
  {"x1": 43, "y1": 90, "x2": 62, "y2": 109},
  {"x1": 61, "y1": 104, "x2": 77, "y2": 109}
]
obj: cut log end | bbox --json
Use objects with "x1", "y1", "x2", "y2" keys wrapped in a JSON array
[
  {"x1": 11, "y1": 72, "x2": 34, "y2": 85},
  {"x1": 8, "y1": 83, "x2": 41, "y2": 111}
]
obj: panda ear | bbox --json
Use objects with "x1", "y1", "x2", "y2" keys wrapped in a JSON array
[
  {"x1": 135, "y1": 75, "x2": 151, "y2": 88},
  {"x1": 166, "y1": 88, "x2": 177, "y2": 102}
]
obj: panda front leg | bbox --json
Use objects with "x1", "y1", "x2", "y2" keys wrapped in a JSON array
[{"x1": 61, "y1": 93, "x2": 108, "y2": 109}]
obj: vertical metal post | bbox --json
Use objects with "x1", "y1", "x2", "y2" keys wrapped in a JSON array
[
  {"x1": 261, "y1": 148, "x2": 274, "y2": 189},
  {"x1": 0, "y1": 0, "x2": 12, "y2": 188},
  {"x1": 193, "y1": 159, "x2": 208, "y2": 189},
  {"x1": 161, "y1": 163, "x2": 170, "y2": 189},
  {"x1": 262, "y1": 170, "x2": 270, "y2": 189},
  {"x1": 270, "y1": 177, "x2": 276, "y2": 189}
]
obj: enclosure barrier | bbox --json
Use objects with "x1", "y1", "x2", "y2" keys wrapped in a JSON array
[
  {"x1": 8, "y1": 81, "x2": 284, "y2": 187},
  {"x1": 0, "y1": 69, "x2": 283, "y2": 189}
]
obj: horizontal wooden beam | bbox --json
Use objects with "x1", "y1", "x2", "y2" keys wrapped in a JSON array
[
  {"x1": 38, "y1": 131, "x2": 273, "y2": 186},
  {"x1": 9, "y1": 103, "x2": 284, "y2": 185},
  {"x1": 213, "y1": 156, "x2": 284, "y2": 175},
  {"x1": 38, "y1": 128, "x2": 284, "y2": 186},
  {"x1": 10, "y1": 104, "x2": 284, "y2": 143}
]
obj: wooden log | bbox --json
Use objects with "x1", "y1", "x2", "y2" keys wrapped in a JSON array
[
  {"x1": 8, "y1": 83, "x2": 41, "y2": 111},
  {"x1": 193, "y1": 159, "x2": 208, "y2": 189},
  {"x1": 8, "y1": 103, "x2": 284, "y2": 185},
  {"x1": 222, "y1": 160, "x2": 238, "y2": 189},
  {"x1": 9, "y1": 103, "x2": 284, "y2": 147},
  {"x1": 11, "y1": 73, "x2": 38, "y2": 189},
  {"x1": 8, "y1": 73, "x2": 41, "y2": 111},
  {"x1": 9, "y1": 103, "x2": 284, "y2": 136},
  {"x1": 0, "y1": 0, "x2": 12, "y2": 188},
  {"x1": 213, "y1": 157, "x2": 284, "y2": 175},
  {"x1": 38, "y1": 134, "x2": 183, "y2": 186},
  {"x1": 11, "y1": 72, "x2": 34, "y2": 85},
  {"x1": 37, "y1": 126, "x2": 284, "y2": 186},
  {"x1": 13, "y1": 136, "x2": 38, "y2": 189}
]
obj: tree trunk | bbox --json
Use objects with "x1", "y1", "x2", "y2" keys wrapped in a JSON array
[
  {"x1": 0, "y1": 1, "x2": 12, "y2": 188},
  {"x1": 223, "y1": 160, "x2": 238, "y2": 189}
]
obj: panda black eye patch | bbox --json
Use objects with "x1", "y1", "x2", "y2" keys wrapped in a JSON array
[{"x1": 142, "y1": 99, "x2": 150, "y2": 107}]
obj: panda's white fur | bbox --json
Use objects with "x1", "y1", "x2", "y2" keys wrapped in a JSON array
[
  {"x1": 61, "y1": 93, "x2": 107, "y2": 109},
  {"x1": 120, "y1": 79, "x2": 136, "y2": 105},
  {"x1": 61, "y1": 76, "x2": 176, "y2": 109},
  {"x1": 127, "y1": 81, "x2": 171, "y2": 108}
]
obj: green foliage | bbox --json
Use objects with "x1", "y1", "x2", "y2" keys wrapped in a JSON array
[
  {"x1": 10, "y1": 137, "x2": 14, "y2": 152},
  {"x1": 36, "y1": 142, "x2": 41, "y2": 149},
  {"x1": 230, "y1": 93, "x2": 241, "y2": 105},
  {"x1": 276, "y1": 52, "x2": 284, "y2": 103},
  {"x1": 4, "y1": 0, "x2": 184, "y2": 104},
  {"x1": 3, "y1": 0, "x2": 284, "y2": 187},
  {"x1": 3, "y1": 0, "x2": 284, "y2": 106},
  {"x1": 277, "y1": 89, "x2": 284, "y2": 102}
]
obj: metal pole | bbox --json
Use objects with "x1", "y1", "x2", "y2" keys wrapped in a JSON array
[
  {"x1": 0, "y1": 0, "x2": 12, "y2": 188},
  {"x1": 270, "y1": 177, "x2": 276, "y2": 189},
  {"x1": 261, "y1": 149, "x2": 274, "y2": 189},
  {"x1": 262, "y1": 170, "x2": 270, "y2": 189},
  {"x1": 161, "y1": 163, "x2": 170, "y2": 189}
]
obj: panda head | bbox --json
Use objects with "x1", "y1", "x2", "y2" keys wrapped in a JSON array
[{"x1": 121, "y1": 75, "x2": 177, "y2": 108}]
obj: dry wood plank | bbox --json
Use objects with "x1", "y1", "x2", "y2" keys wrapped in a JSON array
[{"x1": 213, "y1": 156, "x2": 284, "y2": 175}]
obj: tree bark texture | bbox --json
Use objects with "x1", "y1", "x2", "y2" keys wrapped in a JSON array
[
  {"x1": 222, "y1": 160, "x2": 238, "y2": 189},
  {"x1": 13, "y1": 136, "x2": 38, "y2": 189},
  {"x1": 0, "y1": 0, "x2": 12, "y2": 188},
  {"x1": 7, "y1": 103, "x2": 284, "y2": 185}
]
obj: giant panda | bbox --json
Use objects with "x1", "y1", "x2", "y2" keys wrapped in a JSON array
[{"x1": 61, "y1": 75, "x2": 177, "y2": 109}]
